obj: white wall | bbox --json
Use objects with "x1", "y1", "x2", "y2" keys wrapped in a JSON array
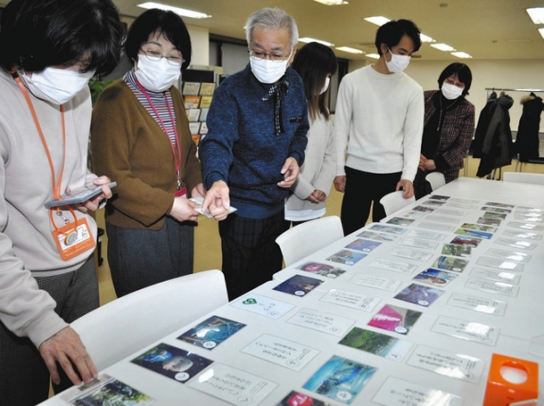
[{"x1": 187, "y1": 24, "x2": 209, "y2": 66}]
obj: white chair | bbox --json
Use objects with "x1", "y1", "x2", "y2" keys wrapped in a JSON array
[
  {"x1": 425, "y1": 171, "x2": 446, "y2": 191},
  {"x1": 276, "y1": 215, "x2": 344, "y2": 267},
  {"x1": 503, "y1": 171, "x2": 544, "y2": 185},
  {"x1": 379, "y1": 190, "x2": 415, "y2": 216},
  {"x1": 71, "y1": 270, "x2": 228, "y2": 372}
]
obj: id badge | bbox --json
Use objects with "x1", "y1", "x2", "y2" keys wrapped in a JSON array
[
  {"x1": 175, "y1": 186, "x2": 187, "y2": 198},
  {"x1": 52, "y1": 218, "x2": 96, "y2": 261}
]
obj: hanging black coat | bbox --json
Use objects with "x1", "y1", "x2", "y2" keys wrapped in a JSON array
[{"x1": 515, "y1": 92, "x2": 544, "y2": 162}]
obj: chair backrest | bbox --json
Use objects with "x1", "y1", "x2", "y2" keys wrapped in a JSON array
[
  {"x1": 379, "y1": 191, "x2": 416, "y2": 216},
  {"x1": 425, "y1": 172, "x2": 446, "y2": 191},
  {"x1": 71, "y1": 270, "x2": 228, "y2": 372},
  {"x1": 276, "y1": 216, "x2": 344, "y2": 267},
  {"x1": 503, "y1": 171, "x2": 544, "y2": 185}
]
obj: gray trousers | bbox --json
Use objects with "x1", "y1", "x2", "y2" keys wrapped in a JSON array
[{"x1": 0, "y1": 255, "x2": 99, "y2": 406}]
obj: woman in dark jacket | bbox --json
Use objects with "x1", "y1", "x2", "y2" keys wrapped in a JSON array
[{"x1": 414, "y1": 63, "x2": 475, "y2": 199}]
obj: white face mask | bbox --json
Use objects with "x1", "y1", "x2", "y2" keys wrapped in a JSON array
[
  {"x1": 249, "y1": 56, "x2": 290, "y2": 84},
  {"x1": 135, "y1": 54, "x2": 181, "y2": 92},
  {"x1": 319, "y1": 77, "x2": 330, "y2": 95},
  {"x1": 21, "y1": 67, "x2": 94, "y2": 105},
  {"x1": 441, "y1": 82, "x2": 464, "y2": 100},
  {"x1": 385, "y1": 47, "x2": 411, "y2": 73}
]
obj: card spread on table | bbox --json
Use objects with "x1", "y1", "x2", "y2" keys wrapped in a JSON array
[
  {"x1": 485, "y1": 201, "x2": 515, "y2": 209},
  {"x1": 231, "y1": 294, "x2": 295, "y2": 319},
  {"x1": 460, "y1": 222, "x2": 496, "y2": 232},
  {"x1": 507, "y1": 221, "x2": 544, "y2": 231},
  {"x1": 429, "y1": 194, "x2": 450, "y2": 201},
  {"x1": 131, "y1": 343, "x2": 213, "y2": 384},
  {"x1": 471, "y1": 267, "x2": 521, "y2": 285},
  {"x1": 368, "y1": 304, "x2": 422, "y2": 335},
  {"x1": 389, "y1": 247, "x2": 434, "y2": 262},
  {"x1": 432, "y1": 255, "x2": 469, "y2": 273},
  {"x1": 278, "y1": 391, "x2": 329, "y2": 406},
  {"x1": 477, "y1": 216, "x2": 502, "y2": 227},
  {"x1": 406, "y1": 229, "x2": 447, "y2": 240},
  {"x1": 450, "y1": 234, "x2": 484, "y2": 247},
  {"x1": 442, "y1": 243, "x2": 472, "y2": 257},
  {"x1": 241, "y1": 334, "x2": 319, "y2": 371},
  {"x1": 345, "y1": 238, "x2": 382, "y2": 253},
  {"x1": 412, "y1": 205, "x2": 436, "y2": 213},
  {"x1": 349, "y1": 273, "x2": 402, "y2": 292},
  {"x1": 407, "y1": 345, "x2": 486, "y2": 383},
  {"x1": 453, "y1": 229, "x2": 491, "y2": 241},
  {"x1": 465, "y1": 277, "x2": 520, "y2": 297},
  {"x1": 273, "y1": 275, "x2": 324, "y2": 297},
  {"x1": 386, "y1": 217, "x2": 415, "y2": 227},
  {"x1": 373, "y1": 377, "x2": 463, "y2": 406},
  {"x1": 63, "y1": 374, "x2": 155, "y2": 405},
  {"x1": 476, "y1": 256, "x2": 525, "y2": 272},
  {"x1": 447, "y1": 293, "x2": 507, "y2": 316},
  {"x1": 418, "y1": 221, "x2": 456, "y2": 232},
  {"x1": 177, "y1": 315, "x2": 246, "y2": 350},
  {"x1": 369, "y1": 258, "x2": 419, "y2": 275},
  {"x1": 483, "y1": 211, "x2": 507, "y2": 220},
  {"x1": 494, "y1": 237, "x2": 537, "y2": 250},
  {"x1": 320, "y1": 289, "x2": 381, "y2": 312},
  {"x1": 436, "y1": 208, "x2": 468, "y2": 217},
  {"x1": 326, "y1": 249, "x2": 366, "y2": 265},
  {"x1": 502, "y1": 229, "x2": 542, "y2": 240},
  {"x1": 486, "y1": 247, "x2": 531, "y2": 262},
  {"x1": 421, "y1": 199, "x2": 447, "y2": 207},
  {"x1": 413, "y1": 268, "x2": 458, "y2": 287},
  {"x1": 189, "y1": 363, "x2": 277, "y2": 405},
  {"x1": 287, "y1": 307, "x2": 355, "y2": 336},
  {"x1": 357, "y1": 230, "x2": 399, "y2": 242},
  {"x1": 426, "y1": 214, "x2": 460, "y2": 224},
  {"x1": 368, "y1": 223, "x2": 407, "y2": 235},
  {"x1": 296, "y1": 262, "x2": 346, "y2": 278},
  {"x1": 399, "y1": 237, "x2": 439, "y2": 250},
  {"x1": 432, "y1": 316, "x2": 500, "y2": 346},
  {"x1": 302, "y1": 355, "x2": 377, "y2": 404},
  {"x1": 339, "y1": 327, "x2": 413, "y2": 361},
  {"x1": 394, "y1": 283, "x2": 445, "y2": 307},
  {"x1": 481, "y1": 205, "x2": 512, "y2": 214}
]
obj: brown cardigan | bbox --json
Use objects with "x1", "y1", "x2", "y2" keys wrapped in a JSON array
[{"x1": 91, "y1": 79, "x2": 202, "y2": 230}]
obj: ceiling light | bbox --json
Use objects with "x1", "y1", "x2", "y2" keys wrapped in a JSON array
[
  {"x1": 365, "y1": 53, "x2": 380, "y2": 59},
  {"x1": 299, "y1": 37, "x2": 334, "y2": 46},
  {"x1": 336, "y1": 46, "x2": 364, "y2": 54},
  {"x1": 539, "y1": 28, "x2": 544, "y2": 39},
  {"x1": 137, "y1": 2, "x2": 211, "y2": 19},
  {"x1": 313, "y1": 0, "x2": 348, "y2": 5},
  {"x1": 364, "y1": 16, "x2": 390, "y2": 26},
  {"x1": 526, "y1": 7, "x2": 544, "y2": 24},
  {"x1": 431, "y1": 43, "x2": 455, "y2": 52},
  {"x1": 420, "y1": 34, "x2": 435, "y2": 43},
  {"x1": 451, "y1": 51, "x2": 472, "y2": 58}
]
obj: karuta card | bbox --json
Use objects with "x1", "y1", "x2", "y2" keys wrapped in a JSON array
[
  {"x1": 369, "y1": 223, "x2": 407, "y2": 235},
  {"x1": 241, "y1": 334, "x2": 319, "y2": 372},
  {"x1": 450, "y1": 234, "x2": 483, "y2": 248},
  {"x1": 483, "y1": 211, "x2": 507, "y2": 220},
  {"x1": 189, "y1": 363, "x2": 277, "y2": 405},
  {"x1": 389, "y1": 247, "x2": 434, "y2": 261},
  {"x1": 426, "y1": 214, "x2": 460, "y2": 224},
  {"x1": 453, "y1": 228, "x2": 491, "y2": 240},
  {"x1": 63, "y1": 374, "x2": 155, "y2": 405},
  {"x1": 442, "y1": 243, "x2": 472, "y2": 257},
  {"x1": 485, "y1": 201, "x2": 515, "y2": 209},
  {"x1": 465, "y1": 277, "x2": 519, "y2": 297},
  {"x1": 296, "y1": 262, "x2": 346, "y2": 278},
  {"x1": 345, "y1": 238, "x2": 382, "y2": 253},
  {"x1": 357, "y1": 230, "x2": 399, "y2": 242},
  {"x1": 406, "y1": 229, "x2": 447, "y2": 240},
  {"x1": 486, "y1": 248, "x2": 531, "y2": 262},
  {"x1": 418, "y1": 221, "x2": 456, "y2": 232},
  {"x1": 373, "y1": 377, "x2": 463, "y2": 406},
  {"x1": 277, "y1": 391, "x2": 330, "y2": 406},
  {"x1": 177, "y1": 315, "x2": 246, "y2": 350},
  {"x1": 386, "y1": 217, "x2": 415, "y2": 227},
  {"x1": 471, "y1": 267, "x2": 521, "y2": 285},
  {"x1": 432, "y1": 316, "x2": 500, "y2": 346},
  {"x1": 412, "y1": 205, "x2": 435, "y2": 213},
  {"x1": 481, "y1": 205, "x2": 512, "y2": 214},
  {"x1": 273, "y1": 274, "x2": 324, "y2": 297},
  {"x1": 502, "y1": 229, "x2": 542, "y2": 240},
  {"x1": 349, "y1": 273, "x2": 402, "y2": 292},
  {"x1": 421, "y1": 199, "x2": 446, "y2": 207},
  {"x1": 394, "y1": 283, "x2": 445, "y2": 307},
  {"x1": 436, "y1": 208, "x2": 468, "y2": 217},
  {"x1": 477, "y1": 216, "x2": 502, "y2": 227},
  {"x1": 131, "y1": 343, "x2": 213, "y2": 384},
  {"x1": 369, "y1": 258, "x2": 419, "y2": 275},
  {"x1": 506, "y1": 221, "x2": 544, "y2": 231},
  {"x1": 476, "y1": 256, "x2": 525, "y2": 272},
  {"x1": 368, "y1": 304, "x2": 422, "y2": 335},
  {"x1": 494, "y1": 237, "x2": 537, "y2": 250},
  {"x1": 287, "y1": 307, "x2": 355, "y2": 336},
  {"x1": 429, "y1": 194, "x2": 450, "y2": 201},
  {"x1": 408, "y1": 345, "x2": 485, "y2": 383},
  {"x1": 339, "y1": 327, "x2": 413, "y2": 361},
  {"x1": 303, "y1": 355, "x2": 376, "y2": 404},
  {"x1": 432, "y1": 255, "x2": 469, "y2": 272},
  {"x1": 413, "y1": 268, "x2": 458, "y2": 287},
  {"x1": 231, "y1": 294, "x2": 295, "y2": 319},
  {"x1": 399, "y1": 237, "x2": 439, "y2": 250},
  {"x1": 326, "y1": 249, "x2": 366, "y2": 265},
  {"x1": 447, "y1": 292, "x2": 507, "y2": 316},
  {"x1": 460, "y1": 222, "x2": 496, "y2": 232},
  {"x1": 320, "y1": 289, "x2": 381, "y2": 312}
]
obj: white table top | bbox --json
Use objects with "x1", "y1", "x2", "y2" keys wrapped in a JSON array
[{"x1": 41, "y1": 178, "x2": 544, "y2": 406}]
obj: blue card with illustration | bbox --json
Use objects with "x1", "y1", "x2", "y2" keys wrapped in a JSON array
[
  {"x1": 345, "y1": 238, "x2": 382, "y2": 253},
  {"x1": 273, "y1": 274, "x2": 324, "y2": 297},
  {"x1": 177, "y1": 315, "x2": 246, "y2": 350},
  {"x1": 327, "y1": 249, "x2": 367, "y2": 266}
]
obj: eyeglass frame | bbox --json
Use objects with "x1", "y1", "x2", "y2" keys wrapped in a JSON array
[
  {"x1": 248, "y1": 48, "x2": 291, "y2": 62},
  {"x1": 139, "y1": 48, "x2": 185, "y2": 66}
]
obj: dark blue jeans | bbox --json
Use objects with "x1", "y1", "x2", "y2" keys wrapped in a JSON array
[{"x1": 106, "y1": 217, "x2": 194, "y2": 298}]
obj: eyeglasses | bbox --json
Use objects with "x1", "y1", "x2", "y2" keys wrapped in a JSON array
[
  {"x1": 248, "y1": 48, "x2": 290, "y2": 62},
  {"x1": 140, "y1": 49, "x2": 185, "y2": 66}
]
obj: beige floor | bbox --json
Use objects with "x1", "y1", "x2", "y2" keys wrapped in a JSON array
[{"x1": 95, "y1": 155, "x2": 544, "y2": 305}]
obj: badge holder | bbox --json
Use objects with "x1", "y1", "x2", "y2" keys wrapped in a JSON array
[{"x1": 50, "y1": 207, "x2": 95, "y2": 261}]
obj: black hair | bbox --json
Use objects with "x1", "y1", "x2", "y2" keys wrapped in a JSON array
[
  {"x1": 438, "y1": 62, "x2": 472, "y2": 96},
  {"x1": 375, "y1": 19, "x2": 421, "y2": 56},
  {"x1": 291, "y1": 42, "x2": 337, "y2": 120},
  {"x1": 124, "y1": 9, "x2": 192, "y2": 71},
  {"x1": 0, "y1": 0, "x2": 123, "y2": 75}
]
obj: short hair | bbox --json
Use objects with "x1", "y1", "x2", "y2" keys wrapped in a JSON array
[
  {"x1": 291, "y1": 42, "x2": 337, "y2": 120},
  {"x1": 375, "y1": 19, "x2": 421, "y2": 56},
  {"x1": 0, "y1": 0, "x2": 123, "y2": 75},
  {"x1": 438, "y1": 62, "x2": 473, "y2": 96},
  {"x1": 245, "y1": 8, "x2": 299, "y2": 52},
  {"x1": 125, "y1": 9, "x2": 192, "y2": 71}
]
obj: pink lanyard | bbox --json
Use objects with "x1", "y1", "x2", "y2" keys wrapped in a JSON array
[{"x1": 135, "y1": 79, "x2": 183, "y2": 191}]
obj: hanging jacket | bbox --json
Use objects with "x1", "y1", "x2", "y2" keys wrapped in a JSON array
[{"x1": 515, "y1": 92, "x2": 543, "y2": 162}]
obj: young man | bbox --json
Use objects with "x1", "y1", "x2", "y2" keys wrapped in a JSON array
[
  {"x1": 334, "y1": 19, "x2": 424, "y2": 235},
  {"x1": 199, "y1": 8, "x2": 309, "y2": 300}
]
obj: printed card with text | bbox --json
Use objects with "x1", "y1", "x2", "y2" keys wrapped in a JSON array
[
  {"x1": 399, "y1": 237, "x2": 440, "y2": 250},
  {"x1": 406, "y1": 229, "x2": 447, "y2": 241},
  {"x1": 494, "y1": 237, "x2": 537, "y2": 250},
  {"x1": 339, "y1": 327, "x2": 413, "y2": 362},
  {"x1": 418, "y1": 221, "x2": 456, "y2": 232},
  {"x1": 476, "y1": 256, "x2": 525, "y2": 272},
  {"x1": 287, "y1": 307, "x2": 355, "y2": 337},
  {"x1": 465, "y1": 277, "x2": 519, "y2": 297},
  {"x1": 273, "y1": 274, "x2": 324, "y2": 297},
  {"x1": 349, "y1": 273, "x2": 402, "y2": 292},
  {"x1": 368, "y1": 304, "x2": 422, "y2": 335},
  {"x1": 177, "y1": 316, "x2": 246, "y2": 350},
  {"x1": 447, "y1": 293, "x2": 507, "y2": 316},
  {"x1": 390, "y1": 247, "x2": 434, "y2": 262},
  {"x1": 231, "y1": 294, "x2": 295, "y2": 319},
  {"x1": 320, "y1": 289, "x2": 381, "y2": 312},
  {"x1": 432, "y1": 316, "x2": 500, "y2": 346},
  {"x1": 502, "y1": 229, "x2": 542, "y2": 240},
  {"x1": 486, "y1": 247, "x2": 531, "y2": 262},
  {"x1": 471, "y1": 267, "x2": 521, "y2": 285},
  {"x1": 506, "y1": 221, "x2": 544, "y2": 231},
  {"x1": 369, "y1": 258, "x2": 419, "y2": 275},
  {"x1": 373, "y1": 377, "x2": 463, "y2": 406}
]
